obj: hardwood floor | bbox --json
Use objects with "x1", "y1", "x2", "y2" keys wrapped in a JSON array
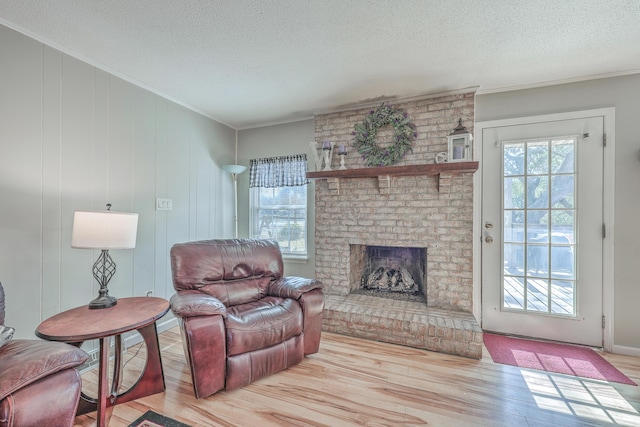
[{"x1": 74, "y1": 327, "x2": 640, "y2": 427}]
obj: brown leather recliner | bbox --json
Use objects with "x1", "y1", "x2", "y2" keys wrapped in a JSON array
[
  {"x1": 170, "y1": 239, "x2": 324, "y2": 398},
  {"x1": 0, "y1": 282, "x2": 88, "y2": 427}
]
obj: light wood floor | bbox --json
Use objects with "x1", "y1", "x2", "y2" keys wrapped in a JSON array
[{"x1": 74, "y1": 327, "x2": 640, "y2": 427}]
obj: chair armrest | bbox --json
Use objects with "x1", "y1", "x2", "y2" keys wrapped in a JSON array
[
  {"x1": 0, "y1": 340, "x2": 88, "y2": 400},
  {"x1": 268, "y1": 276, "x2": 323, "y2": 299},
  {"x1": 170, "y1": 291, "x2": 227, "y2": 318}
]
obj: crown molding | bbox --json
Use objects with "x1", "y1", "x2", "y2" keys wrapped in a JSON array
[
  {"x1": 476, "y1": 69, "x2": 640, "y2": 95},
  {"x1": 236, "y1": 115, "x2": 315, "y2": 131}
]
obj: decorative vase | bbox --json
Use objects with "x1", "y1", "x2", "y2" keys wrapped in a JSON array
[{"x1": 322, "y1": 141, "x2": 335, "y2": 171}]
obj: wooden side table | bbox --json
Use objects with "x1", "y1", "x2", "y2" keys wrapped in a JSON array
[{"x1": 36, "y1": 297, "x2": 170, "y2": 427}]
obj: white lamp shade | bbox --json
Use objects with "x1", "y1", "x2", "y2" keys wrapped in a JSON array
[
  {"x1": 71, "y1": 210, "x2": 138, "y2": 249},
  {"x1": 222, "y1": 164, "x2": 247, "y2": 174}
]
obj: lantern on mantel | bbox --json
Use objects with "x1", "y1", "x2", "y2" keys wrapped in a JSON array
[{"x1": 447, "y1": 119, "x2": 473, "y2": 162}]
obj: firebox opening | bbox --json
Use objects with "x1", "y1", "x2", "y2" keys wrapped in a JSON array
[{"x1": 350, "y1": 244, "x2": 427, "y2": 303}]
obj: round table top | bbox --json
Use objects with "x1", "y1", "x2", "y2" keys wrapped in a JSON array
[{"x1": 35, "y1": 296, "x2": 170, "y2": 342}]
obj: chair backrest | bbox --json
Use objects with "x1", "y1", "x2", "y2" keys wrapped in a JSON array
[{"x1": 170, "y1": 239, "x2": 284, "y2": 306}]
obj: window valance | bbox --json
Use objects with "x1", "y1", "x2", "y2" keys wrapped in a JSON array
[{"x1": 249, "y1": 154, "x2": 308, "y2": 188}]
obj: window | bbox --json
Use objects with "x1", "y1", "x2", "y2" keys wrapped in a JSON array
[
  {"x1": 249, "y1": 155, "x2": 308, "y2": 259},
  {"x1": 250, "y1": 185, "x2": 307, "y2": 257}
]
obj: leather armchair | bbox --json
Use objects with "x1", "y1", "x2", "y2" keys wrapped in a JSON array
[
  {"x1": 0, "y1": 282, "x2": 88, "y2": 427},
  {"x1": 170, "y1": 239, "x2": 324, "y2": 398}
]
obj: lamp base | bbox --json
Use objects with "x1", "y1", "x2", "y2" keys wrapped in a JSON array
[
  {"x1": 89, "y1": 249, "x2": 118, "y2": 309},
  {"x1": 89, "y1": 294, "x2": 117, "y2": 309}
]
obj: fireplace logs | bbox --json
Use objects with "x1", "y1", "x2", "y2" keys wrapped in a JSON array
[{"x1": 364, "y1": 267, "x2": 417, "y2": 293}]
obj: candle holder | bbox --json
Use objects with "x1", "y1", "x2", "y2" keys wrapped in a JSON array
[
  {"x1": 338, "y1": 150, "x2": 347, "y2": 170},
  {"x1": 322, "y1": 141, "x2": 336, "y2": 171},
  {"x1": 309, "y1": 141, "x2": 323, "y2": 170}
]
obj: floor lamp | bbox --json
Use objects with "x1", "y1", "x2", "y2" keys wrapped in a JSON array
[{"x1": 222, "y1": 164, "x2": 247, "y2": 238}]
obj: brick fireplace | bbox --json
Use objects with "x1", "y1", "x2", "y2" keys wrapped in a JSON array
[
  {"x1": 351, "y1": 244, "x2": 426, "y2": 301},
  {"x1": 311, "y1": 91, "x2": 483, "y2": 359}
]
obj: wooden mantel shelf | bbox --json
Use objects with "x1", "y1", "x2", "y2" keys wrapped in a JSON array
[
  {"x1": 306, "y1": 161, "x2": 478, "y2": 195},
  {"x1": 306, "y1": 161, "x2": 477, "y2": 194},
  {"x1": 306, "y1": 161, "x2": 478, "y2": 180}
]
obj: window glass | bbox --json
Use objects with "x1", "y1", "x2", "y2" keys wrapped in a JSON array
[{"x1": 250, "y1": 185, "x2": 307, "y2": 257}]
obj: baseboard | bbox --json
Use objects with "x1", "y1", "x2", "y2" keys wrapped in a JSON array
[
  {"x1": 79, "y1": 348, "x2": 101, "y2": 373},
  {"x1": 611, "y1": 344, "x2": 640, "y2": 358}
]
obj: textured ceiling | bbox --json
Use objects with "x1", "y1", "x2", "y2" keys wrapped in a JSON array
[{"x1": 1, "y1": 0, "x2": 639, "y2": 129}]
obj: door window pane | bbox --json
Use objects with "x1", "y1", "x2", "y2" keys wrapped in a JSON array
[
  {"x1": 504, "y1": 143, "x2": 524, "y2": 176},
  {"x1": 551, "y1": 175, "x2": 574, "y2": 208},
  {"x1": 527, "y1": 141, "x2": 549, "y2": 175},
  {"x1": 527, "y1": 176, "x2": 549, "y2": 209},
  {"x1": 503, "y1": 276, "x2": 525, "y2": 309},
  {"x1": 551, "y1": 139, "x2": 574, "y2": 174},
  {"x1": 504, "y1": 243, "x2": 524, "y2": 275},
  {"x1": 551, "y1": 244, "x2": 575, "y2": 280},
  {"x1": 550, "y1": 280, "x2": 575, "y2": 314},
  {"x1": 527, "y1": 244, "x2": 548, "y2": 277},
  {"x1": 552, "y1": 210, "x2": 574, "y2": 230},
  {"x1": 504, "y1": 210, "x2": 524, "y2": 243},
  {"x1": 526, "y1": 210, "x2": 549, "y2": 242},
  {"x1": 504, "y1": 177, "x2": 525, "y2": 209},
  {"x1": 527, "y1": 279, "x2": 549, "y2": 312},
  {"x1": 502, "y1": 138, "x2": 577, "y2": 316}
]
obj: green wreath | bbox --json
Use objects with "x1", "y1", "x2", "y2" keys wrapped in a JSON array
[{"x1": 352, "y1": 103, "x2": 417, "y2": 167}]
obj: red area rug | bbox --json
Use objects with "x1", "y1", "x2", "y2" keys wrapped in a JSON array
[{"x1": 483, "y1": 333, "x2": 636, "y2": 385}]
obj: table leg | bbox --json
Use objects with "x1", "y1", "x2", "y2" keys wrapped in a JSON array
[
  {"x1": 76, "y1": 323, "x2": 166, "y2": 418},
  {"x1": 97, "y1": 337, "x2": 110, "y2": 427},
  {"x1": 111, "y1": 334, "x2": 123, "y2": 400},
  {"x1": 114, "y1": 322, "x2": 166, "y2": 401}
]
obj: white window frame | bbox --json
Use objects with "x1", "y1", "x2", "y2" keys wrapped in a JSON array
[{"x1": 249, "y1": 185, "x2": 308, "y2": 261}]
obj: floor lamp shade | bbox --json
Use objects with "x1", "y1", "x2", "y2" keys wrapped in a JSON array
[
  {"x1": 72, "y1": 210, "x2": 138, "y2": 309},
  {"x1": 222, "y1": 164, "x2": 247, "y2": 175}
]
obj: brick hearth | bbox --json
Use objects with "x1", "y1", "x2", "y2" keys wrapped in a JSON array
[
  {"x1": 323, "y1": 294, "x2": 482, "y2": 359},
  {"x1": 313, "y1": 91, "x2": 483, "y2": 359}
]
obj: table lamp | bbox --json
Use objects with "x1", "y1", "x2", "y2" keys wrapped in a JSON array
[{"x1": 71, "y1": 204, "x2": 138, "y2": 309}]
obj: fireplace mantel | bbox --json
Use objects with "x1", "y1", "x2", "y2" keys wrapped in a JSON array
[
  {"x1": 306, "y1": 161, "x2": 478, "y2": 179},
  {"x1": 306, "y1": 161, "x2": 478, "y2": 194}
]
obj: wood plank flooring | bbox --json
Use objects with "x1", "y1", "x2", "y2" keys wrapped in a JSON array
[{"x1": 74, "y1": 327, "x2": 640, "y2": 427}]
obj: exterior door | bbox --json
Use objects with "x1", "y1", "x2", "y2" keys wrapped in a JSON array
[{"x1": 481, "y1": 115, "x2": 604, "y2": 346}]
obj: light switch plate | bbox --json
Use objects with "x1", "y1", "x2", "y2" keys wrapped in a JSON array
[{"x1": 156, "y1": 198, "x2": 172, "y2": 211}]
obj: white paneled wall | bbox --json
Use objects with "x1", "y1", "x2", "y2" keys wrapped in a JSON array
[{"x1": 0, "y1": 25, "x2": 236, "y2": 338}]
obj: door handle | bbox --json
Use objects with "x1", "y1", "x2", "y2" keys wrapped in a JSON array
[{"x1": 485, "y1": 236, "x2": 494, "y2": 243}]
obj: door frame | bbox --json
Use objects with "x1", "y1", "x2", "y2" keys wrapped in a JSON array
[{"x1": 472, "y1": 108, "x2": 615, "y2": 351}]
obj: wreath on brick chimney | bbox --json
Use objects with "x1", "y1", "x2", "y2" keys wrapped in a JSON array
[{"x1": 352, "y1": 103, "x2": 418, "y2": 167}]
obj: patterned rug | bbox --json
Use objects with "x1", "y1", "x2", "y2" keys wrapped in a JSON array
[
  {"x1": 128, "y1": 410, "x2": 192, "y2": 427},
  {"x1": 484, "y1": 333, "x2": 636, "y2": 385}
]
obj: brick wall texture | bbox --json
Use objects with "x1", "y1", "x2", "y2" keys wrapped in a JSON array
[{"x1": 314, "y1": 92, "x2": 476, "y2": 311}]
